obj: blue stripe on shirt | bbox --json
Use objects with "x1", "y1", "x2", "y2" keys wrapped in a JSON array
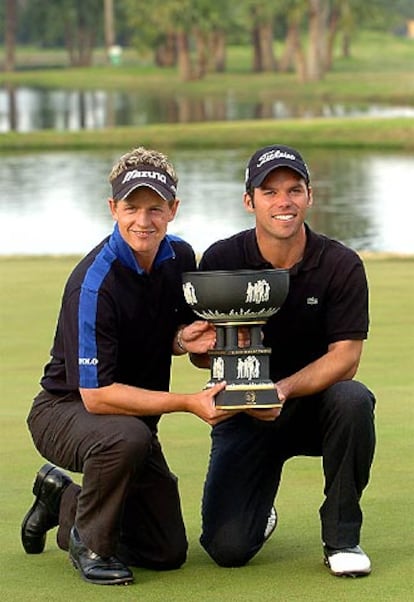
[{"x1": 78, "y1": 243, "x2": 116, "y2": 388}]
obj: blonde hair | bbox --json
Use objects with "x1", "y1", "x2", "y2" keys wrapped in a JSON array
[{"x1": 109, "y1": 146, "x2": 178, "y2": 185}]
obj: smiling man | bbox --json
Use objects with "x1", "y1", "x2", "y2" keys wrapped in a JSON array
[
  {"x1": 21, "y1": 146, "x2": 231, "y2": 586},
  {"x1": 192, "y1": 144, "x2": 376, "y2": 578}
]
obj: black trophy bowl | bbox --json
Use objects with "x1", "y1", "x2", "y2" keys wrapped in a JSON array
[{"x1": 182, "y1": 269, "x2": 289, "y2": 409}]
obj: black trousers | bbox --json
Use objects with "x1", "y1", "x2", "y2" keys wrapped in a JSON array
[
  {"x1": 27, "y1": 390, "x2": 187, "y2": 568},
  {"x1": 200, "y1": 380, "x2": 376, "y2": 567}
]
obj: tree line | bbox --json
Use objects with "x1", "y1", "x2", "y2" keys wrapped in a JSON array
[{"x1": 2, "y1": 0, "x2": 413, "y2": 82}]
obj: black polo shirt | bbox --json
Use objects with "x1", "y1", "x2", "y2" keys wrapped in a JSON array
[
  {"x1": 199, "y1": 225, "x2": 369, "y2": 381},
  {"x1": 41, "y1": 223, "x2": 196, "y2": 396}
]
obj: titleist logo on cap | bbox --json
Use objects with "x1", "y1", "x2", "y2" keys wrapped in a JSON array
[
  {"x1": 244, "y1": 144, "x2": 310, "y2": 189},
  {"x1": 121, "y1": 169, "x2": 168, "y2": 185},
  {"x1": 256, "y1": 149, "x2": 297, "y2": 167}
]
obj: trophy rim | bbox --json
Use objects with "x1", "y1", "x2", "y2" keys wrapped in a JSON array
[
  {"x1": 182, "y1": 268, "x2": 290, "y2": 322},
  {"x1": 183, "y1": 268, "x2": 289, "y2": 278}
]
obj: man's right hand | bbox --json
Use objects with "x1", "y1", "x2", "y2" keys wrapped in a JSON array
[{"x1": 186, "y1": 381, "x2": 236, "y2": 426}]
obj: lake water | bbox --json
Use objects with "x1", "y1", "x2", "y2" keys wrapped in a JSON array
[
  {"x1": 0, "y1": 148, "x2": 413, "y2": 256},
  {"x1": 1, "y1": 86, "x2": 414, "y2": 131}
]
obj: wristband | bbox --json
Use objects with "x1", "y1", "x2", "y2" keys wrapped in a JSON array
[{"x1": 177, "y1": 329, "x2": 187, "y2": 353}]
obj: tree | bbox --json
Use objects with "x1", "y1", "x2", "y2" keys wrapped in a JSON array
[
  {"x1": 123, "y1": 0, "x2": 231, "y2": 81},
  {"x1": 63, "y1": 0, "x2": 103, "y2": 66},
  {"x1": 236, "y1": 0, "x2": 277, "y2": 72},
  {"x1": 283, "y1": 0, "x2": 349, "y2": 83},
  {"x1": 279, "y1": 8, "x2": 307, "y2": 80},
  {"x1": 103, "y1": 0, "x2": 115, "y2": 62},
  {"x1": 4, "y1": 0, "x2": 17, "y2": 71},
  {"x1": 17, "y1": 0, "x2": 103, "y2": 66}
]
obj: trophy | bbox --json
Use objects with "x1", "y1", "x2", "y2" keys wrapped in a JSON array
[{"x1": 182, "y1": 269, "x2": 289, "y2": 409}]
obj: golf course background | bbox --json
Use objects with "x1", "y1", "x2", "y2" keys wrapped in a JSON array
[{"x1": 1, "y1": 28, "x2": 413, "y2": 601}]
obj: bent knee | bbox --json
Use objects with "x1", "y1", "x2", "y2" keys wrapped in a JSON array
[
  {"x1": 92, "y1": 417, "x2": 153, "y2": 466},
  {"x1": 156, "y1": 547, "x2": 187, "y2": 571},
  {"x1": 330, "y1": 381, "x2": 375, "y2": 414},
  {"x1": 144, "y1": 541, "x2": 188, "y2": 571},
  {"x1": 201, "y1": 530, "x2": 256, "y2": 567}
]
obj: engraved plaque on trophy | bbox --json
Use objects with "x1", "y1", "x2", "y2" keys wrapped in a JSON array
[{"x1": 182, "y1": 269, "x2": 289, "y2": 409}]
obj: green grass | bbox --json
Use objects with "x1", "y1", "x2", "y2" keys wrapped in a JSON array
[
  {"x1": 1, "y1": 255, "x2": 413, "y2": 601},
  {"x1": 1, "y1": 116, "x2": 414, "y2": 152}
]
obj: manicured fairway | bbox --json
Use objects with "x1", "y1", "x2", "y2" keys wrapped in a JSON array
[{"x1": 1, "y1": 256, "x2": 413, "y2": 601}]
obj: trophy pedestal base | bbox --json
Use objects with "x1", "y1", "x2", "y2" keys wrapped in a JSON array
[{"x1": 209, "y1": 382, "x2": 282, "y2": 410}]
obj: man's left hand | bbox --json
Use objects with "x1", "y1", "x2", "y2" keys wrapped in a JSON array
[{"x1": 180, "y1": 321, "x2": 216, "y2": 354}]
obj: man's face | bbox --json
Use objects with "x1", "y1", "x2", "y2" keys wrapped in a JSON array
[
  {"x1": 109, "y1": 187, "x2": 179, "y2": 270},
  {"x1": 244, "y1": 167, "x2": 312, "y2": 242}
]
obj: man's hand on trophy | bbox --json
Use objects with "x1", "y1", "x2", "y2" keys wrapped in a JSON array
[
  {"x1": 244, "y1": 383, "x2": 285, "y2": 421},
  {"x1": 186, "y1": 381, "x2": 235, "y2": 425},
  {"x1": 244, "y1": 407, "x2": 282, "y2": 421},
  {"x1": 178, "y1": 321, "x2": 217, "y2": 354}
]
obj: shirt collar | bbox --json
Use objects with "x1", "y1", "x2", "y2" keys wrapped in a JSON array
[
  {"x1": 244, "y1": 224, "x2": 326, "y2": 274},
  {"x1": 296, "y1": 224, "x2": 326, "y2": 274},
  {"x1": 108, "y1": 223, "x2": 175, "y2": 274}
]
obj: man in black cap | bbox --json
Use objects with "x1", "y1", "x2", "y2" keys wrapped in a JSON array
[
  {"x1": 21, "y1": 146, "x2": 231, "y2": 585},
  {"x1": 192, "y1": 144, "x2": 376, "y2": 577}
]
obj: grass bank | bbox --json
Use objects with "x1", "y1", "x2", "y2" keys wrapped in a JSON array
[
  {"x1": 1, "y1": 255, "x2": 413, "y2": 601},
  {"x1": 1, "y1": 116, "x2": 414, "y2": 152}
]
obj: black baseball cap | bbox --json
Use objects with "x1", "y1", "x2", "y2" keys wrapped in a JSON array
[
  {"x1": 245, "y1": 144, "x2": 310, "y2": 190},
  {"x1": 111, "y1": 166, "x2": 177, "y2": 202}
]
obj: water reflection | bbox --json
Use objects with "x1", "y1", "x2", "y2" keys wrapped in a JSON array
[
  {"x1": 1, "y1": 85, "x2": 414, "y2": 132},
  {"x1": 0, "y1": 148, "x2": 412, "y2": 256}
]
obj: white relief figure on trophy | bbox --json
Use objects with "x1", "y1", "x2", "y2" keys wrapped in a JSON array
[
  {"x1": 246, "y1": 279, "x2": 271, "y2": 304},
  {"x1": 249, "y1": 356, "x2": 261, "y2": 379},
  {"x1": 183, "y1": 281, "x2": 198, "y2": 305},
  {"x1": 237, "y1": 356, "x2": 261, "y2": 380},
  {"x1": 212, "y1": 357, "x2": 225, "y2": 380}
]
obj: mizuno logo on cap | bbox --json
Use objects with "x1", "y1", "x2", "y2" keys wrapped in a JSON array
[{"x1": 122, "y1": 170, "x2": 167, "y2": 184}]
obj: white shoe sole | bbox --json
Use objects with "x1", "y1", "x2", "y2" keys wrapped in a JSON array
[
  {"x1": 264, "y1": 507, "x2": 277, "y2": 541},
  {"x1": 324, "y1": 549, "x2": 371, "y2": 577}
]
